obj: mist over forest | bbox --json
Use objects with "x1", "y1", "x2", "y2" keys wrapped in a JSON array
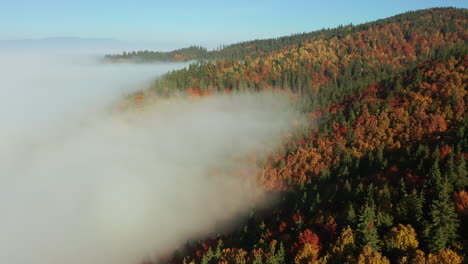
[
  {"x1": 0, "y1": 47, "x2": 300, "y2": 264},
  {"x1": 0, "y1": 6, "x2": 467, "y2": 264}
]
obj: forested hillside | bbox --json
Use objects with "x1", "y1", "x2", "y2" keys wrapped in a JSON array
[
  {"x1": 126, "y1": 8, "x2": 467, "y2": 264},
  {"x1": 107, "y1": 8, "x2": 465, "y2": 63},
  {"x1": 105, "y1": 46, "x2": 209, "y2": 62}
]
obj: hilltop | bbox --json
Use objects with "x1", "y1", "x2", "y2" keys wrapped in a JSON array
[{"x1": 107, "y1": 7, "x2": 466, "y2": 63}]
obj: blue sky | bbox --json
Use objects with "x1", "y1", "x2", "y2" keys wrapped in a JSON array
[{"x1": 1, "y1": 0, "x2": 467, "y2": 49}]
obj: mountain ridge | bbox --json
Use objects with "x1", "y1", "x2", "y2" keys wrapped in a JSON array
[{"x1": 105, "y1": 7, "x2": 467, "y2": 63}]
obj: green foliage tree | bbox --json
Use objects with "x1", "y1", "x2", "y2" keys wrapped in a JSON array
[
  {"x1": 357, "y1": 202, "x2": 380, "y2": 250},
  {"x1": 424, "y1": 179, "x2": 460, "y2": 252}
]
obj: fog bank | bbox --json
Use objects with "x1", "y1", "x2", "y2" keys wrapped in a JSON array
[{"x1": 0, "y1": 50, "x2": 297, "y2": 264}]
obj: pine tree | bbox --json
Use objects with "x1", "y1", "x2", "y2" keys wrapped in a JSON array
[
  {"x1": 409, "y1": 189, "x2": 424, "y2": 228},
  {"x1": 357, "y1": 202, "x2": 380, "y2": 250},
  {"x1": 427, "y1": 158, "x2": 442, "y2": 195},
  {"x1": 444, "y1": 153, "x2": 458, "y2": 190},
  {"x1": 379, "y1": 184, "x2": 392, "y2": 212},
  {"x1": 344, "y1": 179, "x2": 352, "y2": 194},
  {"x1": 201, "y1": 247, "x2": 215, "y2": 264},
  {"x1": 346, "y1": 203, "x2": 357, "y2": 226},
  {"x1": 424, "y1": 179, "x2": 459, "y2": 252},
  {"x1": 267, "y1": 241, "x2": 286, "y2": 264},
  {"x1": 399, "y1": 178, "x2": 407, "y2": 196},
  {"x1": 456, "y1": 155, "x2": 467, "y2": 188}
]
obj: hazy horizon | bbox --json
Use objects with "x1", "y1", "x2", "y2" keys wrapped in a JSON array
[{"x1": 2, "y1": 1, "x2": 467, "y2": 50}]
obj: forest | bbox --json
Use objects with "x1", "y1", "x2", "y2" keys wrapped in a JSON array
[{"x1": 121, "y1": 8, "x2": 467, "y2": 264}]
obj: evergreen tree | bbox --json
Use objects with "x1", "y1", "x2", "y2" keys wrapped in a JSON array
[
  {"x1": 424, "y1": 179, "x2": 459, "y2": 252},
  {"x1": 357, "y1": 202, "x2": 380, "y2": 250},
  {"x1": 409, "y1": 189, "x2": 424, "y2": 227},
  {"x1": 267, "y1": 241, "x2": 286, "y2": 264},
  {"x1": 346, "y1": 203, "x2": 357, "y2": 226},
  {"x1": 427, "y1": 158, "x2": 442, "y2": 195},
  {"x1": 456, "y1": 155, "x2": 467, "y2": 188}
]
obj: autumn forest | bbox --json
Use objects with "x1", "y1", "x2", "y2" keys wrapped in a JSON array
[{"x1": 113, "y1": 8, "x2": 467, "y2": 264}]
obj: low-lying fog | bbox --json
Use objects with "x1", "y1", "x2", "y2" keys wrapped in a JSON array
[{"x1": 0, "y1": 48, "x2": 296, "y2": 264}]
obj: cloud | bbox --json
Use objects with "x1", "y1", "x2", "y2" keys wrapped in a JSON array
[{"x1": 0, "y1": 49, "x2": 296, "y2": 264}]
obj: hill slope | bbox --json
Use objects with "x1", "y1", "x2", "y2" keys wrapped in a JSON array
[
  {"x1": 107, "y1": 7, "x2": 466, "y2": 63},
  {"x1": 126, "y1": 8, "x2": 468, "y2": 264}
]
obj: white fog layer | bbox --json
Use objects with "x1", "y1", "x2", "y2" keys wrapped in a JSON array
[{"x1": 0, "y1": 50, "x2": 297, "y2": 264}]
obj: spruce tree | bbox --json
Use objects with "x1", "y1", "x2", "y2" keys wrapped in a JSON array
[
  {"x1": 346, "y1": 203, "x2": 357, "y2": 226},
  {"x1": 456, "y1": 155, "x2": 467, "y2": 188},
  {"x1": 357, "y1": 202, "x2": 380, "y2": 250},
  {"x1": 424, "y1": 179, "x2": 459, "y2": 252},
  {"x1": 409, "y1": 189, "x2": 424, "y2": 226},
  {"x1": 427, "y1": 158, "x2": 442, "y2": 195},
  {"x1": 445, "y1": 153, "x2": 458, "y2": 190}
]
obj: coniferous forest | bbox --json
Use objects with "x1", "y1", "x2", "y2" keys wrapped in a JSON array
[{"x1": 117, "y1": 8, "x2": 467, "y2": 264}]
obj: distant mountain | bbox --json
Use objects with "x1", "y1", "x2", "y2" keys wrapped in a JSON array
[
  {"x1": 0, "y1": 37, "x2": 179, "y2": 54},
  {"x1": 0, "y1": 37, "x2": 124, "y2": 50}
]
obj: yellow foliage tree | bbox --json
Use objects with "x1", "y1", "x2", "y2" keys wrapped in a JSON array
[
  {"x1": 384, "y1": 224, "x2": 419, "y2": 251},
  {"x1": 294, "y1": 243, "x2": 320, "y2": 264},
  {"x1": 330, "y1": 225, "x2": 357, "y2": 263},
  {"x1": 332, "y1": 226, "x2": 355, "y2": 253},
  {"x1": 411, "y1": 250, "x2": 427, "y2": 264},
  {"x1": 427, "y1": 249, "x2": 463, "y2": 264},
  {"x1": 357, "y1": 245, "x2": 390, "y2": 264},
  {"x1": 218, "y1": 248, "x2": 247, "y2": 264}
]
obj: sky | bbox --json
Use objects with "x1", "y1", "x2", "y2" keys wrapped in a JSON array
[{"x1": 1, "y1": 0, "x2": 467, "y2": 49}]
